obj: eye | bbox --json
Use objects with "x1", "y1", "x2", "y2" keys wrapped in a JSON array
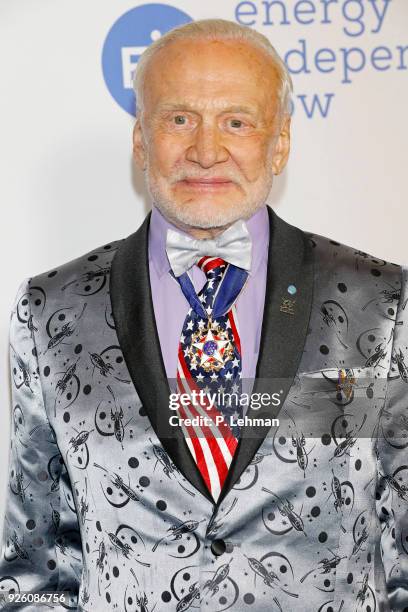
[
  {"x1": 173, "y1": 115, "x2": 187, "y2": 125},
  {"x1": 229, "y1": 119, "x2": 244, "y2": 128}
]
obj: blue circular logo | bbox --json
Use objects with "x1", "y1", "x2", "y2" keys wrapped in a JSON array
[{"x1": 102, "y1": 4, "x2": 192, "y2": 116}]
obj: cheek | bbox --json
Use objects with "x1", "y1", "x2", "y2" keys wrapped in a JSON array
[
  {"x1": 232, "y1": 143, "x2": 269, "y2": 180},
  {"x1": 150, "y1": 135, "x2": 186, "y2": 176}
]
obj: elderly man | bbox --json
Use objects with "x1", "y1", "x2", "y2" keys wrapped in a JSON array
[{"x1": 0, "y1": 17, "x2": 407, "y2": 612}]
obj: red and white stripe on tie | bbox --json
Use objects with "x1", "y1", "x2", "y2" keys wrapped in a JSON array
[{"x1": 197, "y1": 256, "x2": 226, "y2": 273}]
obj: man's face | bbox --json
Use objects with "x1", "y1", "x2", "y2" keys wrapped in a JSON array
[{"x1": 133, "y1": 38, "x2": 290, "y2": 233}]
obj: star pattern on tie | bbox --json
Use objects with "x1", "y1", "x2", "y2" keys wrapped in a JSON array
[
  {"x1": 179, "y1": 261, "x2": 243, "y2": 406},
  {"x1": 175, "y1": 256, "x2": 248, "y2": 500}
]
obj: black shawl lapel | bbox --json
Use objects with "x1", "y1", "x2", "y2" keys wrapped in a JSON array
[
  {"x1": 215, "y1": 205, "x2": 314, "y2": 507},
  {"x1": 109, "y1": 212, "x2": 214, "y2": 503},
  {"x1": 109, "y1": 205, "x2": 314, "y2": 508}
]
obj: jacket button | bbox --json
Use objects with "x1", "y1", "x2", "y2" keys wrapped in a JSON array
[{"x1": 210, "y1": 539, "x2": 226, "y2": 556}]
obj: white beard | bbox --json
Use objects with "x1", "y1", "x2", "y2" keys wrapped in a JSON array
[{"x1": 144, "y1": 163, "x2": 275, "y2": 230}]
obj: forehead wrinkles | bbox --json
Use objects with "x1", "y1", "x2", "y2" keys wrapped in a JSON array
[
  {"x1": 147, "y1": 38, "x2": 278, "y2": 87},
  {"x1": 142, "y1": 39, "x2": 281, "y2": 123}
]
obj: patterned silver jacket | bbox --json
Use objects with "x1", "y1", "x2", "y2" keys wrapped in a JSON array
[{"x1": 0, "y1": 206, "x2": 407, "y2": 611}]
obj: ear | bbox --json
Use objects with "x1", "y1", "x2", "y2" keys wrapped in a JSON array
[
  {"x1": 132, "y1": 115, "x2": 146, "y2": 171},
  {"x1": 271, "y1": 114, "x2": 291, "y2": 175}
]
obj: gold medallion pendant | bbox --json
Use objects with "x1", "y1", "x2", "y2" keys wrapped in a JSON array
[{"x1": 187, "y1": 317, "x2": 234, "y2": 372}]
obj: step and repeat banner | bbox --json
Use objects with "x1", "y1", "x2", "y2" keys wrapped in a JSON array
[{"x1": 0, "y1": 0, "x2": 407, "y2": 513}]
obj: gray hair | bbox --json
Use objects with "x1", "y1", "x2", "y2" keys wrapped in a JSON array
[{"x1": 133, "y1": 18, "x2": 293, "y2": 119}]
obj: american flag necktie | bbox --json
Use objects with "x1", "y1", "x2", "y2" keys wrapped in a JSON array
[{"x1": 174, "y1": 256, "x2": 248, "y2": 501}]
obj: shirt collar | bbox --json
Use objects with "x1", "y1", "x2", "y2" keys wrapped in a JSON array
[{"x1": 148, "y1": 202, "x2": 270, "y2": 279}]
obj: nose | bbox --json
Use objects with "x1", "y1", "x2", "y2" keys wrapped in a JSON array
[{"x1": 185, "y1": 121, "x2": 229, "y2": 168}]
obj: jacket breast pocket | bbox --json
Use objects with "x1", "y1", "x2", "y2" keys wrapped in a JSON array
[
  {"x1": 284, "y1": 366, "x2": 377, "y2": 442},
  {"x1": 297, "y1": 365, "x2": 375, "y2": 398}
]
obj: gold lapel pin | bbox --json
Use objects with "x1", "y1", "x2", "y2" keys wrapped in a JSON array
[{"x1": 280, "y1": 284, "x2": 297, "y2": 315}]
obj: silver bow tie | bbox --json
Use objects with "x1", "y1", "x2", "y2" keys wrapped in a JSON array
[{"x1": 165, "y1": 219, "x2": 252, "y2": 277}]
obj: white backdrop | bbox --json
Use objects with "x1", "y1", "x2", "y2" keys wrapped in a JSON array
[{"x1": 0, "y1": 0, "x2": 407, "y2": 517}]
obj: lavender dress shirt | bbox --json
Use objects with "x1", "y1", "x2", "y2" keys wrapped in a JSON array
[{"x1": 148, "y1": 204, "x2": 270, "y2": 383}]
